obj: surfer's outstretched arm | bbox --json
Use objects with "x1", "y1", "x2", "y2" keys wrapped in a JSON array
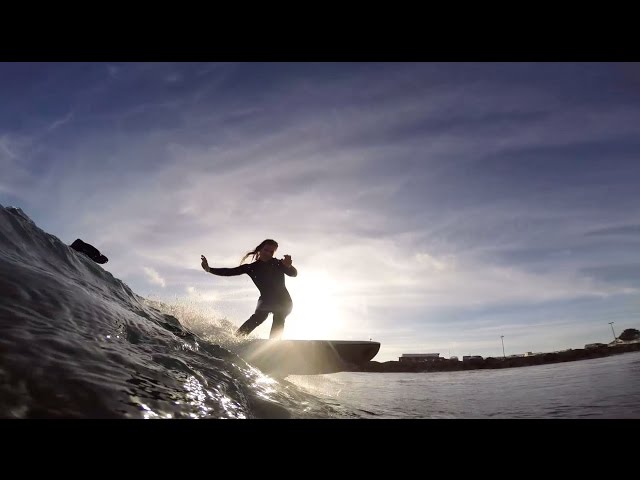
[{"x1": 201, "y1": 255, "x2": 248, "y2": 276}]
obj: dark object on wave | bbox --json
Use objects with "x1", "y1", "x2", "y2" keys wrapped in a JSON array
[{"x1": 70, "y1": 238, "x2": 109, "y2": 264}]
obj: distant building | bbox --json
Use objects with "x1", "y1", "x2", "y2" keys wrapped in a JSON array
[
  {"x1": 399, "y1": 353, "x2": 442, "y2": 363},
  {"x1": 462, "y1": 355, "x2": 483, "y2": 361}
]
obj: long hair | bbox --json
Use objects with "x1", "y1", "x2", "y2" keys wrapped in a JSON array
[{"x1": 240, "y1": 239, "x2": 278, "y2": 264}]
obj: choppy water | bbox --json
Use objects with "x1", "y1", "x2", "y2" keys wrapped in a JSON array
[{"x1": 289, "y1": 350, "x2": 640, "y2": 418}]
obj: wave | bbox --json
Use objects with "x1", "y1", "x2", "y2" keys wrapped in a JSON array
[{"x1": 0, "y1": 204, "x2": 358, "y2": 418}]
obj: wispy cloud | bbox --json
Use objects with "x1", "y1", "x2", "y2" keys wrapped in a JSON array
[
  {"x1": 143, "y1": 267, "x2": 166, "y2": 288},
  {"x1": 165, "y1": 72, "x2": 183, "y2": 84},
  {"x1": 586, "y1": 224, "x2": 640, "y2": 237},
  {"x1": 46, "y1": 112, "x2": 74, "y2": 132},
  {"x1": 106, "y1": 64, "x2": 120, "y2": 78},
  {"x1": 0, "y1": 133, "x2": 37, "y2": 200}
]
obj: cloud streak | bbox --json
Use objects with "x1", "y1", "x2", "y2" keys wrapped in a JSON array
[{"x1": 143, "y1": 267, "x2": 166, "y2": 287}]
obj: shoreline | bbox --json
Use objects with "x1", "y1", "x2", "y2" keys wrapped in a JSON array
[{"x1": 346, "y1": 342, "x2": 640, "y2": 373}]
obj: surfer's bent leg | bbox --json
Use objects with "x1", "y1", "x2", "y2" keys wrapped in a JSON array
[
  {"x1": 269, "y1": 304, "x2": 292, "y2": 340},
  {"x1": 269, "y1": 312, "x2": 287, "y2": 340},
  {"x1": 236, "y1": 310, "x2": 270, "y2": 337}
]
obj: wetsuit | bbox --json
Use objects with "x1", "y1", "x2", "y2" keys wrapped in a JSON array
[{"x1": 208, "y1": 258, "x2": 297, "y2": 339}]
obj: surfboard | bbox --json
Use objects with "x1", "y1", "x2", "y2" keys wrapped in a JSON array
[{"x1": 236, "y1": 339, "x2": 381, "y2": 376}]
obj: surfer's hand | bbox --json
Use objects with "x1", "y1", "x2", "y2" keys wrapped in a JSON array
[
  {"x1": 282, "y1": 255, "x2": 292, "y2": 268},
  {"x1": 201, "y1": 255, "x2": 210, "y2": 272}
]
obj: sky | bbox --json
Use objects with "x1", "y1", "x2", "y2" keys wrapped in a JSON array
[{"x1": 1, "y1": 62, "x2": 640, "y2": 362}]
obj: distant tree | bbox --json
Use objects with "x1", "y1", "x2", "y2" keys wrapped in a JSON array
[{"x1": 619, "y1": 328, "x2": 640, "y2": 341}]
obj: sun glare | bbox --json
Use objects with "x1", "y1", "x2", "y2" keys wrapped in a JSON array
[{"x1": 283, "y1": 269, "x2": 345, "y2": 340}]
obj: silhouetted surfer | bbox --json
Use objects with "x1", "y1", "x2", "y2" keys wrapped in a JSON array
[{"x1": 201, "y1": 239, "x2": 297, "y2": 339}]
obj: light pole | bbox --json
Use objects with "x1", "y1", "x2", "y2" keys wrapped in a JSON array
[
  {"x1": 608, "y1": 322, "x2": 617, "y2": 342},
  {"x1": 501, "y1": 335, "x2": 505, "y2": 358}
]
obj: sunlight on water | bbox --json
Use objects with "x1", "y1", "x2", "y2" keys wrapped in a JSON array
[
  {"x1": 286, "y1": 374, "x2": 344, "y2": 398},
  {"x1": 143, "y1": 297, "x2": 255, "y2": 355},
  {"x1": 184, "y1": 375, "x2": 210, "y2": 417},
  {"x1": 252, "y1": 374, "x2": 279, "y2": 400},
  {"x1": 139, "y1": 403, "x2": 160, "y2": 419}
]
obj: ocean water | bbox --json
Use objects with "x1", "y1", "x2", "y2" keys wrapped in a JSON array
[
  {"x1": 290, "y1": 351, "x2": 640, "y2": 418},
  {"x1": 1, "y1": 203, "x2": 638, "y2": 419}
]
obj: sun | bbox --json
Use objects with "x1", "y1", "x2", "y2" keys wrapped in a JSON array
[{"x1": 283, "y1": 269, "x2": 345, "y2": 340}]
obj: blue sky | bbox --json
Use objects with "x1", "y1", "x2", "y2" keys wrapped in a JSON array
[{"x1": 2, "y1": 62, "x2": 640, "y2": 361}]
